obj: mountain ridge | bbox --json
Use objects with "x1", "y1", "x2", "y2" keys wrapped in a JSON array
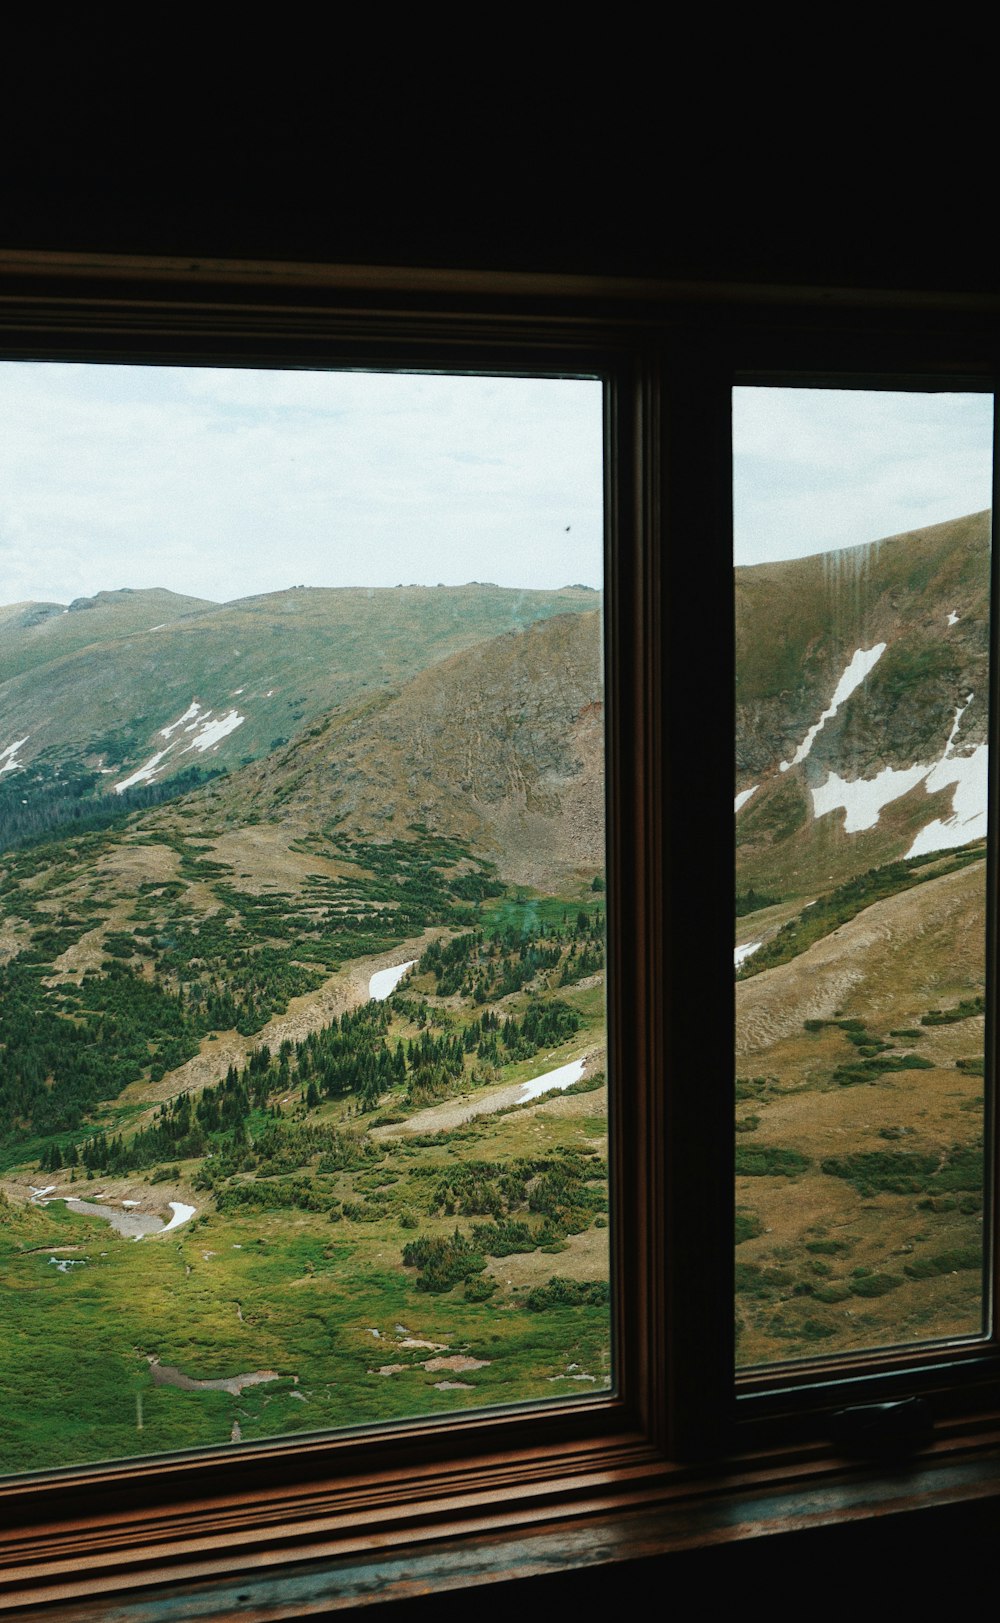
[{"x1": 0, "y1": 582, "x2": 601, "y2": 848}]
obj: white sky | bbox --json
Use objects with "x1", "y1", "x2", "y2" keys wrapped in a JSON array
[
  {"x1": 733, "y1": 388, "x2": 994, "y2": 567},
  {"x1": 0, "y1": 363, "x2": 604, "y2": 605}
]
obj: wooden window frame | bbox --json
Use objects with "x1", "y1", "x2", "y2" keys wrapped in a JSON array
[{"x1": 0, "y1": 252, "x2": 999, "y2": 1612}]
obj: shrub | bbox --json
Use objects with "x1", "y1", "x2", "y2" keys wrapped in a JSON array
[
  {"x1": 402, "y1": 1228, "x2": 486, "y2": 1292},
  {"x1": 735, "y1": 1209, "x2": 763, "y2": 1244},
  {"x1": 735, "y1": 1145, "x2": 810, "y2": 1177},
  {"x1": 464, "y1": 1275, "x2": 497, "y2": 1302},
  {"x1": 523, "y1": 1277, "x2": 610, "y2": 1312},
  {"x1": 849, "y1": 1272, "x2": 901, "y2": 1297},
  {"x1": 903, "y1": 1247, "x2": 981, "y2": 1279}
]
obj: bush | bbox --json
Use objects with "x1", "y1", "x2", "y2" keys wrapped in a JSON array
[
  {"x1": 735, "y1": 1145, "x2": 810, "y2": 1177},
  {"x1": 849, "y1": 1272, "x2": 901, "y2": 1297},
  {"x1": 523, "y1": 1277, "x2": 610, "y2": 1312},
  {"x1": 735, "y1": 1209, "x2": 763, "y2": 1244},
  {"x1": 402, "y1": 1228, "x2": 486, "y2": 1292},
  {"x1": 464, "y1": 1275, "x2": 497, "y2": 1301},
  {"x1": 904, "y1": 1247, "x2": 981, "y2": 1279},
  {"x1": 820, "y1": 1150, "x2": 939, "y2": 1195}
]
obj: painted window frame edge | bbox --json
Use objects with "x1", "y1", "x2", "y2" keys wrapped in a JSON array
[{"x1": 0, "y1": 253, "x2": 998, "y2": 1608}]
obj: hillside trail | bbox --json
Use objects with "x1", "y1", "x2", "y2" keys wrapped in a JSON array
[{"x1": 372, "y1": 1044, "x2": 606, "y2": 1138}]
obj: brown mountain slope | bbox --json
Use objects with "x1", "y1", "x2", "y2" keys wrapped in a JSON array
[
  {"x1": 736, "y1": 509, "x2": 990, "y2": 781},
  {"x1": 222, "y1": 609, "x2": 604, "y2": 888},
  {"x1": 734, "y1": 859, "x2": 986, "y2": 1365},
  {"x1": 737, "y1": 858, "x2": 984, "y2": 1058}
]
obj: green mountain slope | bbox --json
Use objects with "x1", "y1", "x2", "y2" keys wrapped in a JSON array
[
  {"x1": 0, "y1": 588, "x2": 216, "y2": 684},
  {"x1": 0, "y1": 582, "x2": 599, "y2": 848}
]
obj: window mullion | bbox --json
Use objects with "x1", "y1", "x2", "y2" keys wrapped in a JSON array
[{"x1": 652, "y1": 340, "x2": 736, "y2": 1458}]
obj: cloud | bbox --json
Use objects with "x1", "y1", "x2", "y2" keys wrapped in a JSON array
[
  {"x1": 733, "y1": 388, "x2": 993, "y2": 567},
  {"x1": 0, "y1": 364, "x2": 603, "y2": 603}
]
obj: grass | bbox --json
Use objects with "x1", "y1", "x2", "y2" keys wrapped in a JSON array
[
  {"x1": 0, "y1": 889, "x2": 611, "y2": 1475},
  {"x1": 0, "y1": 1172, "x2": 610, "y2": 1474}
]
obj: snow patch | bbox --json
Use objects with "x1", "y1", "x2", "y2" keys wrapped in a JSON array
[
  {"x1": 159, "y1": 1202, "x2": 196, "y2": 1234},
  {"x1": 735, "y1": 785, "x2": 758, "y2": 813},
  {"x1": 369, "y1": 961, "x2": 415, "y2": 1000},
  {"x1": 905, "y1": 745, "x2": 989, "y2": 857},
  {"x1": 147, "y1": 622, "x2": 167, "y2": 632},
  {"x1": 812, "y1": 763, "x2": 929, "y2": 833},
  {"x1": 947, "y1": 610, "x2": 960, "y2": 626},
  {"x1": 734, "y1": 941, "x2": 762, "y2": 968},
  {"x1": 779, "y1": 644, "x2": 887, "y2": 771},
  {"x1": 160, "y1": 702, "x2": 201, "y2": 739},
  {"x1": 115, "y1": 749, "x2": 170, "y2": 794},
  {"x1": 516, "y1": 1057, "x2": 585, "y2": 1102},
  {"x1": 0, "y1": 736, "x2": 28, "y2": 774},
  {"x1": 183, "y1": 710, "x2": 245, "y2": 753},
  {"x1": 943, "y1": 694, "x2": 973, "y2": 756},
  {"x1": 810, "y1": 692, "x2": 988, "y2": 857}
]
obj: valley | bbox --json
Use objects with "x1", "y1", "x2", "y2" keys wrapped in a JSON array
[
  {"x1": 0, "y1": 593, "x2": 609, "y2": 1474},
  {"x1": 0, "y1": 492, "x2": 995, "y2": 1469}
]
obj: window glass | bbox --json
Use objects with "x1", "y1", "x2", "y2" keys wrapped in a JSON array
[
  {"x1": 0, "y1": 363, "x2": 610, "y2": 1474},
  {"x1": 734, "y1": 388, "x2": 993, "y2": 1367}
]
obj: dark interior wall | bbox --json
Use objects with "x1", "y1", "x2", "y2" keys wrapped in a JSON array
[{"x1": 2, "y1": 131, "x2": 983, "y2": 296}]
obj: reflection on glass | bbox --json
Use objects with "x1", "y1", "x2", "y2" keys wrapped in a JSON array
[
  {"x1": 734, "y1": 388, "x2": 992, "y2": 1366},
  {"x1": 0, "y1": 363, "x2": 609, "y2": 1474}
]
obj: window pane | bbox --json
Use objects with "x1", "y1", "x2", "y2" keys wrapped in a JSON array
[
  {"x1": 734, "y1": 388, "x2": 992, "y2": 1367},
  {"x1": 0, "y1": 363, "x2": 609, "y2": 1474}
]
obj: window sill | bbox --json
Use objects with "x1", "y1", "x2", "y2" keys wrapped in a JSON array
[{"x1": 4, "y1": 1417, "x2": 1000, "y2": 1614}]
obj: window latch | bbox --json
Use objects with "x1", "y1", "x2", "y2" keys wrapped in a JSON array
[{"x1": 829, "y1": 1396, "x2": 933, "y2": 1458}]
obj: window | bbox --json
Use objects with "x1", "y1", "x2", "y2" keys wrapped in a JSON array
[
  {"x1": 734, "y1": 386, "x2": 993, "y2": 1371},
  {"x1": 1, "y1": 253, "x2": 998, "y2": 1609},
  {"x1": 0, "y1": 361, "x2": 610, "y2": 1473}
]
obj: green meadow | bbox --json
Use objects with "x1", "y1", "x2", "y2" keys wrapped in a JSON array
[{"x1": 0, "y1": 888, "x2": 610, "y2": 1476}]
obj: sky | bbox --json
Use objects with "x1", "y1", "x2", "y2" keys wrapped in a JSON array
[
  {"x1": 0, "y1": 363, "x2": 604, "y2": 605},
  {"x1": 733, "y1": 388, "x2": 994, "y2": 568}
]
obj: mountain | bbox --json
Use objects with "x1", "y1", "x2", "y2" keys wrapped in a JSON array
[
  {"x1": 736, "y1": 510, "x2": 990, "y2": 897},
  {"x1": 0, "y1": 605, "x2": 605, "y2": 1149},
  {"x1": 0, "y1": 588, "x2": 216, "y2": 684},
  {"x1": 734, "y1": 512, "x2": 989, "y2": 1366},
  {"x1": 0, "y1": 582, "x2": 599, "y2": 849},
  {"x1": 0, "y1": 602, "x2": 610, "y2": 1473},
  {"x1": 219, "y1": 609, "x2": 603, "y2": 887}
]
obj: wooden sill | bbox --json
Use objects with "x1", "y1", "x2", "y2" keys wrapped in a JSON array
[{"x1": 4, "y1": 1418, "x2": 1000, "y2": 1616}]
